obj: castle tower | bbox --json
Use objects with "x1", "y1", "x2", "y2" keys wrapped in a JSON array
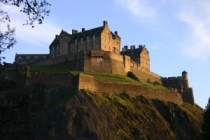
[
  {"x1": 139, "y1": 46, "x2": 150, "y2": 72},
  {"x1": 182, "y1": 70, "x2": 189, "y2": 89},
  {"x1": 181, "y1": 70, "x2": 194, "y2": 104}
]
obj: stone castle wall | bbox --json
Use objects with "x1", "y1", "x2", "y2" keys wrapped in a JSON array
[
  {"x1": 83, "y1": 50, "x2": 162, "y2": 83},
  {"x1": 1, "y1": 64, "x2": 192, "y2": 105},
  {"x1": 78, "y1": 73, "x2": 183, "y2": 105},
  {"x1": 84, "y1": 50, "x2": 126, "y2": 74},
  {"x1": 161, "y1": 72, "x2": 194, "y2": 104},
  {"x1": 130, "y1": 67, "x2": 162, "y2": 83},
  {"x1": 26, "y1": 73, "x2": 74, "y2": 87}
]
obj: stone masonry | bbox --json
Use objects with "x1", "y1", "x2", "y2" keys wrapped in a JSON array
[{"x1": 14, "y1": 21, "x2": 194, "y2": 104}]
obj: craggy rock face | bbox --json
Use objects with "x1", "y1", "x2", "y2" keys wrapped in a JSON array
[
  {"x1": 0, "y1": 81, "x2": 203, "y2": 140},
  {"x1": 65, "y1": 92, "x2": 202, "y2": 140}
]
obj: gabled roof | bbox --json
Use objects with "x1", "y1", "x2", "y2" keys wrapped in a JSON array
[
  {"x1": 60, "y1": 30, "x2": 71, "y2": 36},
  {"x1": 49, "y1": 26, "x2": 105, "y2": 48},
  {"x1": 49, "y1": 21, "x2": 121, "y2": 48},
  {"x1": 70, "y1": 26, "x2": 104, "y2": 39}
]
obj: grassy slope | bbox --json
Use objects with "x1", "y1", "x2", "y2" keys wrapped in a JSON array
[{"x1": 29, "y1": 64, "x2": 168, "y2": 90}]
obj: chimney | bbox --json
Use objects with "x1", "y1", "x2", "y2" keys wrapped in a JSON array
[
  {"x1": 139, "y1": 45, "x2": 144, "y2": 49},
  {"x1": 182, "y1": 71, "x2": 188, "y2": 81},
  {"x1": 103, "y1": 20, "x2": 108, "y2": 26},
  {"x1": 122, "y1": 45, "x2": 128, "y2": 52},
  {"x1": 130, "y1": 45, "x2": 135, "y2": 50},
  {"x1": 72, "y1": 29, "x2": 78, "y2": 34},
  {"x1": 82, "y1": 28, "x2": 85, "y2": 32}
]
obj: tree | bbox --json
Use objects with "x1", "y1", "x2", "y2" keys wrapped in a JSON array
[
  {"x1": 202, "y1": 98, "x2": 210, "y2": 140},
  {"x1": 0, "y1": 0, "x2": 51, "y2": 62}
]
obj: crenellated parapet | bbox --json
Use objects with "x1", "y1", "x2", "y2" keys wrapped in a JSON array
[
  {"x1": 162, "y1": 71, "x2": 194, "y2": 104},
  {"x1": 121, "y1": 45, "x2": 150, "y2": 72}
]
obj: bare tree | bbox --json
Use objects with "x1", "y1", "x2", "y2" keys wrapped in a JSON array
[{"x1": 0, "y1": 0, "x2": 51, "y2": 62}]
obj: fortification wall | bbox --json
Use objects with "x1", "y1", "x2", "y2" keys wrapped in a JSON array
[
  {"x1": 123, "y1": 55, "x2": 131, "y2": 72},
  {"x1": 84, "y1": 53, "x2": 112, "y2": 73},
  {"x1": 181, "y1": 88, "x2": 194, "y2": 104},
  {"x1": 109, "y1": 52, "x2": 126, "y2": 74},
  {"x1": 83, "y1": 50, "x2": 162, "y2": 83},
  {"x1": 130, "y1": 67, "x2": 162, "y2": 83},
  {"x1": 26, "y1": 73, "x2": 77, "y2": 90},
  {"x1": 78, "y1": 74, "x2": 183, "y2": 104},
  {"x1": 84, "y1": 51, "x2": 126, "y2": 75}
]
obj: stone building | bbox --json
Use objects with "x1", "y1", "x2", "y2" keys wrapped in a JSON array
[
  {"x1": 15, "y1": 21, "x2": 150, "y2": 75},
  {"x1": 14, "y1": 21, "x2": 194, "y2": 104}
]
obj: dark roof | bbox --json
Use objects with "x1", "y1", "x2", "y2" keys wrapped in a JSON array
[
  {"x1": 49, "y1": 26, "x2": 104, "y2": 47},
  {"x1": 70, "y1": 26, "x2": 104, "y2": 39},
  {"x1": 121, "y1": 47, "x2": 144, "y2": 57},
  {"x1": 60, "y1": 30, "x2": 71, "y2": 36}
]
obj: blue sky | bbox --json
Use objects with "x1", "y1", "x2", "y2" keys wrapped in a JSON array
[{"x1": 1, "y1": 0, "x2": 210, "y2": 108}]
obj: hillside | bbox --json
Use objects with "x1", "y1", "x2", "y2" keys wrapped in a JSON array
[{"x1": 0, "y1": 81, "x2": 203, "y2": 140}]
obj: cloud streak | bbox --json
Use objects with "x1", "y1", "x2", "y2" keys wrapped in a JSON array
[
  {"x1": 178, "y1": 1, "x2": 210, "y2": 60},
  {"x1": 115, "y1": 0, "x2": 156, "y2": 18}
]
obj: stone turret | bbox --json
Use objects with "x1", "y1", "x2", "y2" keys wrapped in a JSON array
[
  {"x1": 182, "y1": 71, "x2": 188, "y2": 81},
  {"x1": 103, "y1": 20, "x2": 108, "y2": 27},
  {"x1": 182, "y1": 70, "x2": 189, "y2": 89},
  {"x1": 181, "y1": 70, "x2": 194, "y2": 104}
]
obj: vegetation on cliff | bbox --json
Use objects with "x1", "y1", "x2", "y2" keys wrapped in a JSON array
[
  {"x1": 0, "y1": 80, "x2": 203, "y2": 140},
  {"x1": 29, "y1": 64, "x2": 168, "y2": 91}
]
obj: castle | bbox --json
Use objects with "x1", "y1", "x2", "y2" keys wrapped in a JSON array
[{"x1": 14, "y1": 21, "x2": 194, "y2": 104}]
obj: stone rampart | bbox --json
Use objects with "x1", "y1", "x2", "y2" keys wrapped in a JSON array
[
  {"x1": 26, "y1": 73, "x2": 77, "y2": 90},
  {"x1": 84, "y1": 51, "x2": 126, "y2": 75},
  {"x1": 130, "y1": 67, "x2": 162, "y2": 83},
  {"x1": 78, "y1": 74, "x2": 183, "y2": 104}
]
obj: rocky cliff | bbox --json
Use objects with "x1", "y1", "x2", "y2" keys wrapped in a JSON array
[{"x1": 0, "y1": 82, "x2": 203, "y2": 140}]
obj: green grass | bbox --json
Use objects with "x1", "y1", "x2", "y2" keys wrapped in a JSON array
[
  {"x1": 83, "y1": 72, "x2": 138, "y2": 83},
  {"x1": 181, "y1": 103, "x2": 203, "y2": 122},
  {"x1": 139, "y1": 80, "x2": 168, "y2": 90},
  {"x1": 82, "y1": 72, "x2": 168, "y2": 91},
  {"x1": 29, "y1": 64, "x2": 168, "y2": 91}
]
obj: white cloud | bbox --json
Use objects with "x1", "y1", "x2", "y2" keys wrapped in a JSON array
[
  {"x1": 115, "y1": 0, "x2": 156, "y2": 18},
  {"x1": 1, "y1": 4, "x2": 60, "y2": 47},
  {"x1": 178, "y1": 1, "x2": 210, "y2": 60}
]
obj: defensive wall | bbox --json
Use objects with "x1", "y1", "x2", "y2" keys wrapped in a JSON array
[
  {"x1": 84, "y1": 50, "x2": 125, "y2": 74},
  {"x1": 78, "y1": 73, "x2": 183, "y2": 105},
  {"x1": 84, "y1": 50, "x2": 162, "y2": 84},
  {"x1": 25, "y1": 73, "x2": 76, "y2": 89},
  {"x1": 1, "y1": 64, "x2": 192, "y2": 104},
  {"x1": 9, "y1": 70, "x2": 183, "y2": 105}
]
